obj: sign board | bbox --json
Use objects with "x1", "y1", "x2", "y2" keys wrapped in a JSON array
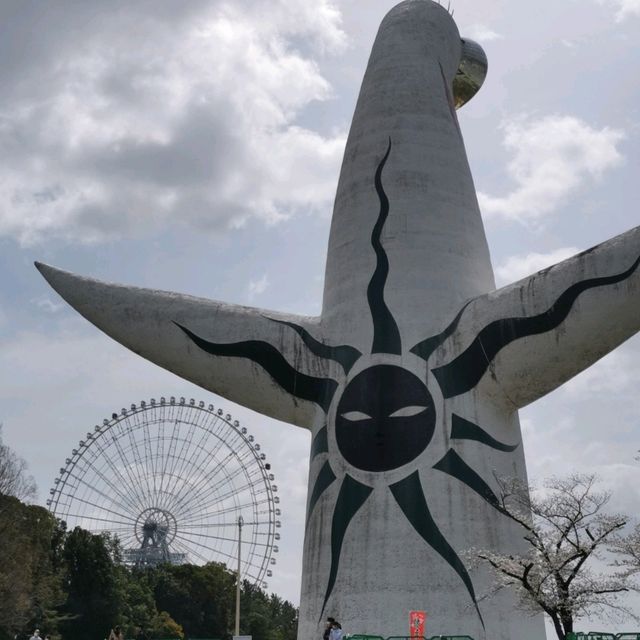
[{"x1": 409, "y1": 611, "x2": 426, "y2": 638}]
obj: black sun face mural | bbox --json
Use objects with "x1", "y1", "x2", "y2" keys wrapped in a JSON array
[
  {"x1": 176, "y1": 139, "x2": 640, "y2": 626},
  {"x1": 336, "y1": 364, "x2": 436, "y2": 472}
]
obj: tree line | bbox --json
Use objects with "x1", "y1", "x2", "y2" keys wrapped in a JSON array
[
  {"x1": 0, "y1": 493, "x2": 297, "y2": 640},
  {"x1": 0, "y1": 425, "x2": 297, "y2": 640},
  {"x1": 5, "y1": 424, "x2": 640, "y2": 640}
]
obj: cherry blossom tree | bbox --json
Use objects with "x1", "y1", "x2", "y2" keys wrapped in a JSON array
[
  {"x1": 612, "y1": 523, "x2": 640, "y2": 578},
  {"x1": 469, "y1": 473, "x2": 634, "y2": 640}
]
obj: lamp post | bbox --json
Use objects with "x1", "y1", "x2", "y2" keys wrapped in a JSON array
[{"x1": 235, "y1": 515, "x2": 244, "y2": 637}]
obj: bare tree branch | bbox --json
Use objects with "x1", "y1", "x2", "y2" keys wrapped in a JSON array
[{"x1": 0, "y1": 424, "x2": 37, "y2": 502}]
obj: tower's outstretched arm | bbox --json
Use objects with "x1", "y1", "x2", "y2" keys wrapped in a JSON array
[
  {"x1": 35, "y1": 262, "x2": 330, "y2": 428},
  {"x1": 430, "y1": 225, "x2": 640, "y2": 409}
]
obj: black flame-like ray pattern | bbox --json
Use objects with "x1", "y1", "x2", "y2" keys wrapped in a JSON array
[
  {"x1": 410, "y1": 299, "x2": 473, "y2": 361},
  {"x1": 432, "y1": 253, "x2": 640, "y2": 398},
  {"x1": 390, "y1": 471, "x2": 484, "y2": 627},
  {"x1": 450, "y1": 414, "x2": 519, "y2": 452},
  {"x1": 310, "y1": 426, "x2": 329, "y2": 461},
  {"x1": 175, "y1": 322, "x2": 338, "y2": 412},
  {"x1": 320, "y1": 475, "x2": 373, "y2": 619},
  {"x1": 268, "y1": 317, "x2": 361, "y2": 374},
  {"x1": 433, "y1": 449, "x2": 505, "y2": 515},
  {"x1": 369, "y1": 139, "x2": 402, "y2": 355},
  {"x1": 306, "y1": 460, "x2": 336, "y2": 527}
]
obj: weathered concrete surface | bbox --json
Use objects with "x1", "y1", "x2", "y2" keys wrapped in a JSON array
[{"x1": 37, "y1": 1, "x2": 640, "y2": 639}]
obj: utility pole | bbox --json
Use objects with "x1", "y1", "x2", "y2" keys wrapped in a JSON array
[{"x1": 235, "y1": 515, "x2": 244, "y2": 637}]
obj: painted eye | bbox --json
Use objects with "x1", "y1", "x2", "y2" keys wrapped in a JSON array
[
  {"x1": 341, "y1": 411, "x2": 372, "y2": 422},
  {"x1": 388, "y1": 405, "x2": 428, "y2": 418}
]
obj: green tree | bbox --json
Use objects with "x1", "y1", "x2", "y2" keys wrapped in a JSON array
[
  {"x1": 117, "y1": 567, "x2": 158, "y2": 637},
  {"x1": 0, "y1": 492, "x2": 298, "y2": 640},
  {"x1": 152, "y1": 563, "x2": 235, "y2": 638},
  {"x1": 150, "y1": 611, "x2": 184, "y2": 640},
  {"x1": 239, "y1": 581, "x2": 297, "y2": 640},
  {"x1": 59, "y1": 528, "x2": 122, "y2": 640},
  {"x1": 267, "y1": 594, "x2": 297, "y2": 640},
  {"x1": 0, "y1": 494, "x2": 65, "y2": 640},
  {"x1": 239, "y1": 581, "x2": 269, "y2": 640}
]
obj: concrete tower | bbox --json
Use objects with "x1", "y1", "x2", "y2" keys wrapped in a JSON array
[{"x1": 37, "y1": 2, "x2": 640, "y2": 638}]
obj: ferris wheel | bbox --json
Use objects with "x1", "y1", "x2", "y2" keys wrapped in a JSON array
[{"x1": 47, "y1": 396, "x2": 280, "y2": 587}]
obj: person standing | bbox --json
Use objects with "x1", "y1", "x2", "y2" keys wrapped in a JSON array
[
  {"x1": 323, "y1": 617, "x2": 335, "y2": 640},
  {"x1": 29, "y1": 629, "x2": 41, "y2": 640},
  {"x1": 109, "y1": 625, "x2": 124, "y2": 640},
  {"x1": 329, "y1": 621, "x2": 343, "y2": 640}
]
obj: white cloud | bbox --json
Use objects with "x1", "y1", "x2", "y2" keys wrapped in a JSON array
[
  {"x1": 31, "y1": 295, "x2": 65, "y2": 313},
  {"x1": 562, "y1": 348, "x2": 640, "y2": 397},
  {"x1": 0, "y1": 1, "x2": 347, "y2": 246},
  {"x1": 495, "y1": 246, "x2": 579, "y2": 285},
  {"x1": 598, "y1": 0, "x2": 640, "y2": 20},
  {"x1": 478, "y1": 115, "x2": 624, "y2": 222},
  {"x1": 463, "y1": 24, "x2": 503, "y2": 42},
  {"x1": 247, "y1": 273, "x2": 270, "y2": 300}
]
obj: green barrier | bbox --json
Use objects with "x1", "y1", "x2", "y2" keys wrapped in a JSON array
[{"x1": 567, "y1": 634, "x2": 627, "y2": 640}]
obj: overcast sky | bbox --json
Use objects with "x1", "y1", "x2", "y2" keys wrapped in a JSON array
[{"x1": 1, "y1": 0, "x2": 639, "y2": 634}]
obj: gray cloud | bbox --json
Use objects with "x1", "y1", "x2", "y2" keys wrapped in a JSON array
[
  {"x1": 0, "y1": 0, "x2": 346, "y2": 245},
  {"x1": 83, "y1": 103, "x2": 243, "y2": 187}
]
